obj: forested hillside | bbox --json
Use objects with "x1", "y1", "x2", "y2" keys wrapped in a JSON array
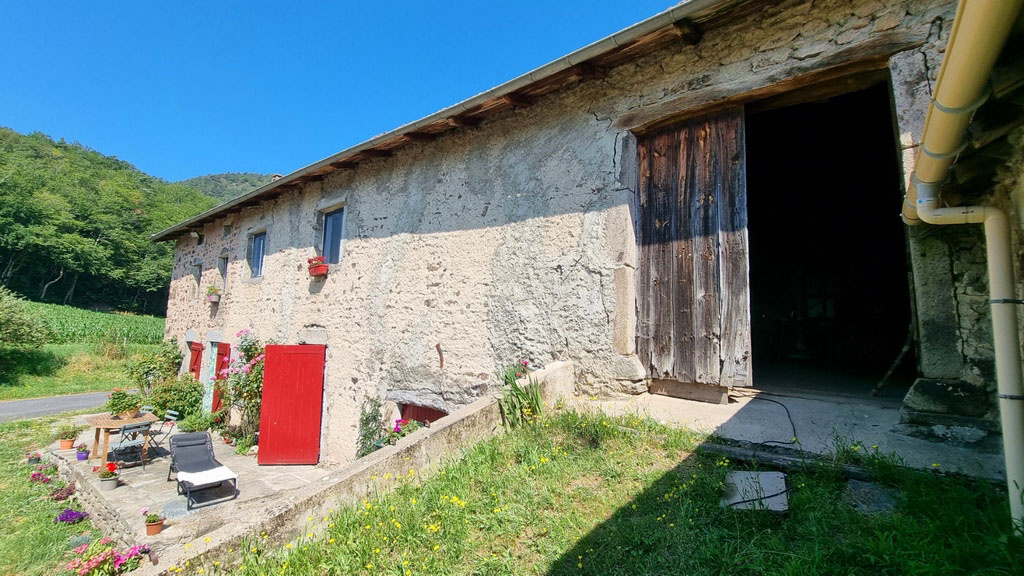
[
  {"x1": 0, "y1": 127, "x2": 218, "y2": 315},
  {"x1": 178, "y1": 172, "x2": 272, "y2": 202}
]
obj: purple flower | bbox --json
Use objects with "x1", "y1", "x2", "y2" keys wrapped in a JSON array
[{"x1": 55, "y1": 508, "x2": 88, "y2": 524}]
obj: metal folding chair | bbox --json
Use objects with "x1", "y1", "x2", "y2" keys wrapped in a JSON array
[
  {"x1": 149, "y1": 410, "x2": 180, "y2": 452},
  {"x1": 111, "y1": 422, "x2": 154, "y2": 469}
]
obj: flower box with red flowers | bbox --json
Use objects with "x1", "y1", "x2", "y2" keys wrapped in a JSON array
[{"x1": 308, "y1": 256, "x2": 329, "y2": 277}]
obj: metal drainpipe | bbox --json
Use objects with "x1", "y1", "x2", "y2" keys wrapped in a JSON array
[{"x1": 901, "y1": 0, "x2": 1024, "y2": 534}]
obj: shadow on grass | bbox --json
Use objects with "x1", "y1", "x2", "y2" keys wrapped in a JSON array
[
  {"x1": 0, "y1": 346, "x2": 67, "y2": 385},
  {"x1": 546, "y1": 441, "x2": 1024, "y2": 575}
]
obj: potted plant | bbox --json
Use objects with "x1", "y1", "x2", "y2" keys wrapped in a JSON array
[
  {"x1": 141, "y1": 507, "x2": 165, "y2": 535},
  {"x1": 105, "y1": 389, "x2": 141, "y2": 419},
  {"x1": 206, "y1": 285, "x2": 222, "y2": 303},
  {"x1": 57, "y1": 425, "x2": 79, "y2": 450},
  {"x1": 26, "y1": 452, "x2": 41, "y2": 464},
  {"x1": 75, "y1": 444, "x2": 90, "y2": 461},
  {"x1": 98, "y1": 462, "x2": 119, "y2": 491},
  {"x1": 308, "y1": 256, "x2": 329, "y2": 277}
]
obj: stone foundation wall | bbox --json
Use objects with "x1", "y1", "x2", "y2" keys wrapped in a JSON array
[{"x1": 166, "y1": 0, "x2": 959, "y2": 463}]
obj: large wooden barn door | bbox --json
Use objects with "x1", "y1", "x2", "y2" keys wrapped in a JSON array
[
  {"x1": 636, "y1": 107, "x2": 751, "y2": 391},
  {"x1": 258, "y1": 345, "x2": 326, "y2": 465}
]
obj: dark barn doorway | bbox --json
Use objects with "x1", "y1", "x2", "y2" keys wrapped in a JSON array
[{"x1": 745, "y1": 82, "x2": 913, "y2": 398}]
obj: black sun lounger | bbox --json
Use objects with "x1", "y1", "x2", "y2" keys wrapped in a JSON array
[{"x1": 168, "y1": 432, "x2": 238, "y2": 510}]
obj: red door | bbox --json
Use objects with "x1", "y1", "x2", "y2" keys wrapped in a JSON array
[
  {"x1": 212, "y1": 343, "x2": 231, "y2": 412},
  {"x1": 258, "y1": 345, "x2": 326, "y2": 465},
  {"x1": 188, "y1": 342, "x2": 204, "y2": 380}
]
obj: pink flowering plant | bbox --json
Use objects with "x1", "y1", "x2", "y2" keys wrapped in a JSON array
[
  {"x1": 218, "y1": 330, "x2": 267, "y2": 438},
  {"x1": 64, "y1": 537, "x2": 150, "y2": 575},
  {"x1": 140, "y1": 506, "x2": 163, "y2": 524},
  {"x1": 497, "y1": 358, "x2": 543, "y2": 429},
  {"x1": 385, "y1": 418, "x2": 423, "y2": 445}
]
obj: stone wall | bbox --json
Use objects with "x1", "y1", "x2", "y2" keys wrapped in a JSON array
[
  {"x1": 890, "y1": 8, "x2": 1023, "y2": 423},
  {"x1": 166, "y1": 0, "x2": 958, "y2": 463}
]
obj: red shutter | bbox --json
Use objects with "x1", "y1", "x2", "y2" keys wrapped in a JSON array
[
  {"x1": 188, "y1": 342, "x2": 204, "y2": 380},
  {"x1": 401, "y1": 404, "x2": 448, "y2": 425},
  {"x1": 258, "y1": 345, "x2": 326, "y2": 465},
  {"x1": 212, "y1": 343, "x2": 231, "y2": 412}
]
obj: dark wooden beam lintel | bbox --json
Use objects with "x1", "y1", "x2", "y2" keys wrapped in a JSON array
[{"x1": 361, "y1": 148, "x2": 393, "y2": 158}]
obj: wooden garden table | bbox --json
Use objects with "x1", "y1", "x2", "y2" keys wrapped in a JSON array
[{"x1": 86, "y1": 412, "x2": 159, "y2": 468}]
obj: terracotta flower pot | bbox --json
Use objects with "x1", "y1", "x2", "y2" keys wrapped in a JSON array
[
  {"x1": 145, "y1": 520, "x2": 164, "y2": 535},
  {"x1": 59, "y1": 439, "x2": 74, "y2": 450},
  {"x1": 309, "y1": 264, "x2": 329, "y2": 277}
]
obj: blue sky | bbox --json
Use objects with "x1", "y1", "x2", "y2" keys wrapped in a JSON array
[{"x1": 1, "y1": 1, "x2": 674, "y2": 181}]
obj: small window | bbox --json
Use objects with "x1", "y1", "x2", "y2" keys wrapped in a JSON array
[
  {"x1": 322, "y1": 208, "x2": 345, "y2": 265},
  {"x1": 196, "y1": 233, "x2": 205, "y2": 246},
  {"x1": 217, "y1": 255, "x2": 229, "y2": 285},
  {"x1": 248, "y1": 232, "x2": 266, "y2": 278}
]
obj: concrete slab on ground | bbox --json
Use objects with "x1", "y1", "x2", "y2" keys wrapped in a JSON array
[
  {"x1": 581, "y1": 390, "x2": 1006, "y2": 480},
  {"x1": 720, "y1": 471, "x2": 788, "y2": 512}
]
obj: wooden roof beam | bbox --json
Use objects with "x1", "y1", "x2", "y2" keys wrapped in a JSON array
[
  {"x1": 404, "y1": 132, "x2": 438, "y2": 142},
  {"x1": 330, "y1": 160, "x2": 358, "y2": 169},
  {"x1": 447, "y1": 116, "x2": 481, "y2": 128},
  {"x1": 501, "y1": 93, "x2": 534, "y2": 108},
  {"x1": 672, "y1": 19, "x2": 703, "y2": 45},
  {"x1": 361, "y1": 148, "x2": 393, "y2": 158},
  {"x1": 573, "y1": 63, "x2": 608, "y2": 80}
]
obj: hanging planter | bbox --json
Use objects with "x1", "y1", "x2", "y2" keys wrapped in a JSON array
[
  {"x1": 206, "y1": 285, "x2": 222, "y2": 303},
  {"x1": 308, "y1": 256, "x2": 329, "y2": 277}
]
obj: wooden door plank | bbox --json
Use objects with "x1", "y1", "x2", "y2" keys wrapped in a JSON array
[
  {"x1": 671, "y1": 126, "x2": 696, "y2": 383},
  {"x1": 636, "y1": 138, "x2": 655, "y2": 373},
  {"x1": 717, "y1": 109, "x2": 752, "y2": 386},
  {"x1": 649, "y1": 131, "x2": 680, "y2": 378},
  {"x1": 690, "y1": 117, "x2": 722, "y2": 385}
]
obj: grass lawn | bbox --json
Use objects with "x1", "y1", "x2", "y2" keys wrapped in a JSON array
[
  {"x1": 0, "y1": 344, "x2": 158, "y2": 401},
  {"x1": 0, "y1": 414, "x2": 99, "y2": 575},
  {"x1": 184, "y1": 411, "x2": 1023, "y2": 575}
]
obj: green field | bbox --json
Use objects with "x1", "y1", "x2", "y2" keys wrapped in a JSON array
[
  {"x1": 23, "y1": 302, "x2": 164, "y2": 345},
  {"x1": 1, "y1": 303, "x2": 166, "y2": 401}
]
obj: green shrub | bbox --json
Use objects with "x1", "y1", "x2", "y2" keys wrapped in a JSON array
[
  {"x1": 149, "y1": 374, "x2": 204, "y2": 418},
  {"x1": 104, "y1": 389, "x2": 142, "y2": 415},
  {"x1": 125, "y1": 340, "x2": 183, "y2": 395},
  {"x1": 356, "y1": 396, "x2": 386, "y2": 457},
  {"x1": 178, "y1": 412, "x2": 214, "y2": 433},
  {"x1": 23, "y1": 301, "x2": 163, "y2": 345},
  {"x1": 0, "y1": 287, "x2": 48, "y2": 347}
]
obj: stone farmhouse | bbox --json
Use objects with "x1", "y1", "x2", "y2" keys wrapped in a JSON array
[{"x1": 153, "y1": 0, "x2": 1024, "y2": 478}]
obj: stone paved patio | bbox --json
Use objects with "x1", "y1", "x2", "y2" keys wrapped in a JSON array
[{"x1": 54, "y1": 414, "x2": 331, "y2": 561}]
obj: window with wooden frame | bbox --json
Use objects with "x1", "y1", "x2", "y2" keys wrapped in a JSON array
[
  {"x1": 247, "y1": 231, "x2": 266, "y2": 278},
  {"x1": 321, "y1": 207, "x2": 345, "y2": 265}
]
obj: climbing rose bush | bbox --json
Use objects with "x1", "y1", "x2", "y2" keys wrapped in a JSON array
[{"x1": 218, "y1": 330, "x2": 266, "y2": 438}]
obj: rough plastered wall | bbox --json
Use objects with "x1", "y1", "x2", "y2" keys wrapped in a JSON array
[{"x1": 166, "y1": 0, "x2": 955, "y2": 464}]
